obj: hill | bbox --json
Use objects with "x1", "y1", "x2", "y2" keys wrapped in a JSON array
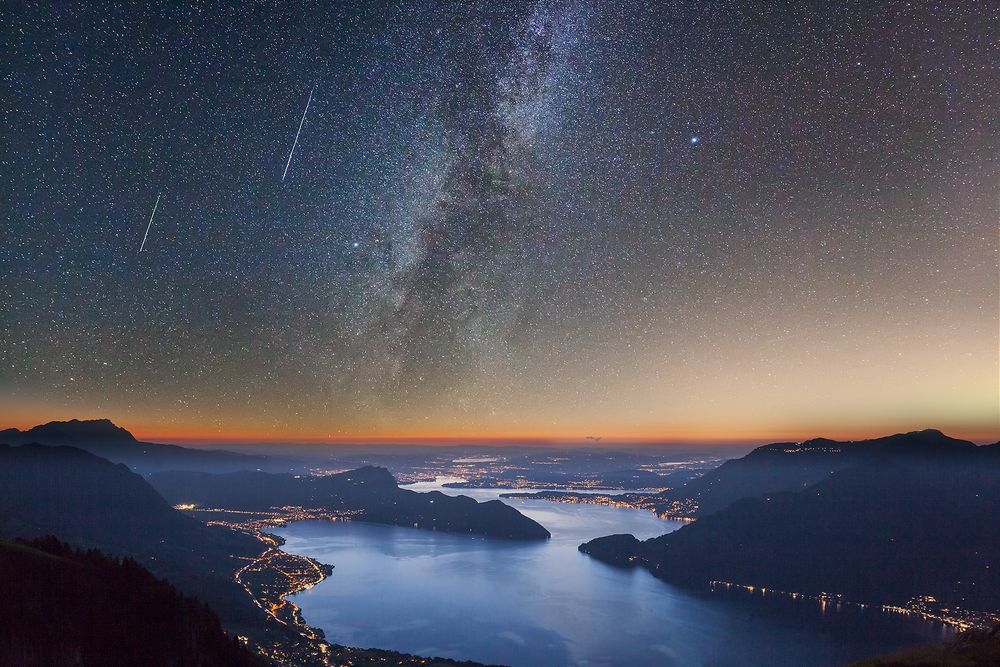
[
  {"x1": 655, "y1": 429, "x2": 978, "y2": 517},
  {"x1": 0, "y1": 537, "x2": 262, "y2": 667},
  {"x1": 0, "y1": 419, "x2": 263, "y2": 473},
  {"x1": 581, "y1": 431, "x2": 1000, "y2": 614},
  {"x1": 853, "y1": 624, "x2": 1000, "y2": 666},
  {"x1": 0, "y1": 443, "x2": 266, "y2": 634},
  {"x1": 149, "y1": 466, "x2": 551, "y2": 540}
]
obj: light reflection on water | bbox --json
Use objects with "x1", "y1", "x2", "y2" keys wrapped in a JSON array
[{"x1": 273, "y1": 480, "x2": 937, "y2": 667}]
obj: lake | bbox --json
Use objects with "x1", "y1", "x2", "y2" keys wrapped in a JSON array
[{"x1": 273, "y1": 479, "x2": 943, "y2": 667}]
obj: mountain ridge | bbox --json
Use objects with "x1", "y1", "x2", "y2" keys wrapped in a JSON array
[
  {"x1": 580, "y1": 429, "x2": 1000, "y2": 615},
  {"x1": 0, "y1": 418, "x2": 264, "y2": 473},
  {"x1": 657, "y1": 428, "x2": 981, "y2": 517},
  {"x1": 1, "y1": 418, "x2": 138, "y2": 444},
  {"x1": 0, "y1": 442, "x2": 267, "y2": 634}
]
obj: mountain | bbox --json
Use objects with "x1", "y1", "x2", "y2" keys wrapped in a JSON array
[
  {"x1": 149, "y1": 466, "x2": 551, "y2": 540},
  {"x1": 0, "y1": 537, "x2": 262, "y2": 667},
  {"x1": 0, "y1": 419, "x2": 264, "y2": 473},
  {"x1": 0, "y1": 443, "x2": 266, "y2": 634},
  {"x1": 581, "y1": 433, "x2": 1000, "y2": 613},
  {"x1": 656, "y1": 429, "x2": 977, "y2": 517}
]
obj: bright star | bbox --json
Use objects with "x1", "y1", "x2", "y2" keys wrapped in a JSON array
[{"x1": 690, "y1": 135, "x2": 700, "y2": 144}]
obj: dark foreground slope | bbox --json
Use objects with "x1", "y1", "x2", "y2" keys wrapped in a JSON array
[
  {"x1": 0, "y1": 444, "x2": 265, "y2": 634},
  {"x1": 853, "y1": 625, "x2": 1000, "y2": 666},
  {"x1": 150, "y1": 466, "x2": 550, "y2": 540},
  {"x1": 581, "y1": 432, "x2": 1000, "y2": 612},
  {"x1": 0, "y1": 537, "x2": 262, "y2": 667},
  {"x1": 658, "y1": 429, "x2": 978, "y2": 517},
  {"x1": 0, "y1": 418, "x2": 263, "y2": 473}
]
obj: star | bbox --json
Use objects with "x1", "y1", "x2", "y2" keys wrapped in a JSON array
[{"x1": 2, "y1": 0, "x2": 995, "y2": 440}]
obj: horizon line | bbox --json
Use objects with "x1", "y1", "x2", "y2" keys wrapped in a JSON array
[
  {"x1": 132, "y1": 428, "x2": 1000, "y2": 448},
  {"x1": 4, "y1": 417, "x2": 998, "y2": 447}
]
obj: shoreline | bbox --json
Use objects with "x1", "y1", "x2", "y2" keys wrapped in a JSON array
[
  {"x1": 500, "y1": 489, "x2": 698, "y2": 521},
  {"x1": 710, "y1": 580, "x2": 1000, "y2": 634},
  {"x1": 236, "y1": 530, "x2": 333, "y2": 637},
  {"x1": 187, "y1": 506, "x2": 501, "y2": 666},
  {"x1": 196, "y1": 507, "x2": 344, "y2": 664}
]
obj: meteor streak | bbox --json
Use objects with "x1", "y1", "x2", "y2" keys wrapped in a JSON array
[
  {"x1": 281, "y1": 88, "x2": 314, "y2": 182},
  {"x1": 139, "y1": 193, "x2": 161, "y2": 253}
]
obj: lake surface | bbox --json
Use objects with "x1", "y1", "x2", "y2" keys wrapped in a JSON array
[{"x1": 274, "y1": 479, "x2": 942, "y2": 667}]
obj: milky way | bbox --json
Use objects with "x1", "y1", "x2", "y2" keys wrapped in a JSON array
[
  {"x1": 2, "y1": 1, "x2": 997, "y2": 440},
  {"x1": 346, "y1": 2, "x2": 587, "y2": 409}
]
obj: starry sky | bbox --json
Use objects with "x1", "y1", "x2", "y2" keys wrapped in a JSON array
[{"x1": 2, "y1": 1, "x2": 998, "y2": 443}]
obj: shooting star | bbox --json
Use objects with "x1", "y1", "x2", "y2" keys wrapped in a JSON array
[
  {"x1": 281, "y1": 87, "x2": 314, "y2": 183},
  {"x1": 139, "y1": 193, "x2": 161, "y2": 253}
]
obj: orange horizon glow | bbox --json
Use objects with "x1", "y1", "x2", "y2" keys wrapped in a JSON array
[
  {"x1": 122, "y1": 428, "x2": 1000, "y2": 448},
  {"x1": 3, "y1": 409, "x2": 997, "y2": 447}
]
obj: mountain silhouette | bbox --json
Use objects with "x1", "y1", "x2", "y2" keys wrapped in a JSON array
[
  {"x1": 657, "y1": 428, "x2": 977, "y2": 517},
  {"x1": 0, "y1": 443, "x2": 265, "y2": 633},
  {"x1": 0, "y1": 537, "x2": 262, "y2": 667},
  {"x1": 0, "y1": 419, "x2": 263, "y2": 473},
  {"x1": 581, "y1": 430, "x2": 1000, "y2": 613}
]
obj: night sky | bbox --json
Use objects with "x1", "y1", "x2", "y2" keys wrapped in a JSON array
[{"x1": 3, "y1": 1, "x2": 997, "y2": 442}]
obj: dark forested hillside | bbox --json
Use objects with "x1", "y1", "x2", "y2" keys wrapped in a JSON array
[
  {"x1": 853, "y1": 625, "x2": 1000, "y2": 666},
  {"x1": 0, "y1": 537, "x2": 262, "y2": 667}
]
